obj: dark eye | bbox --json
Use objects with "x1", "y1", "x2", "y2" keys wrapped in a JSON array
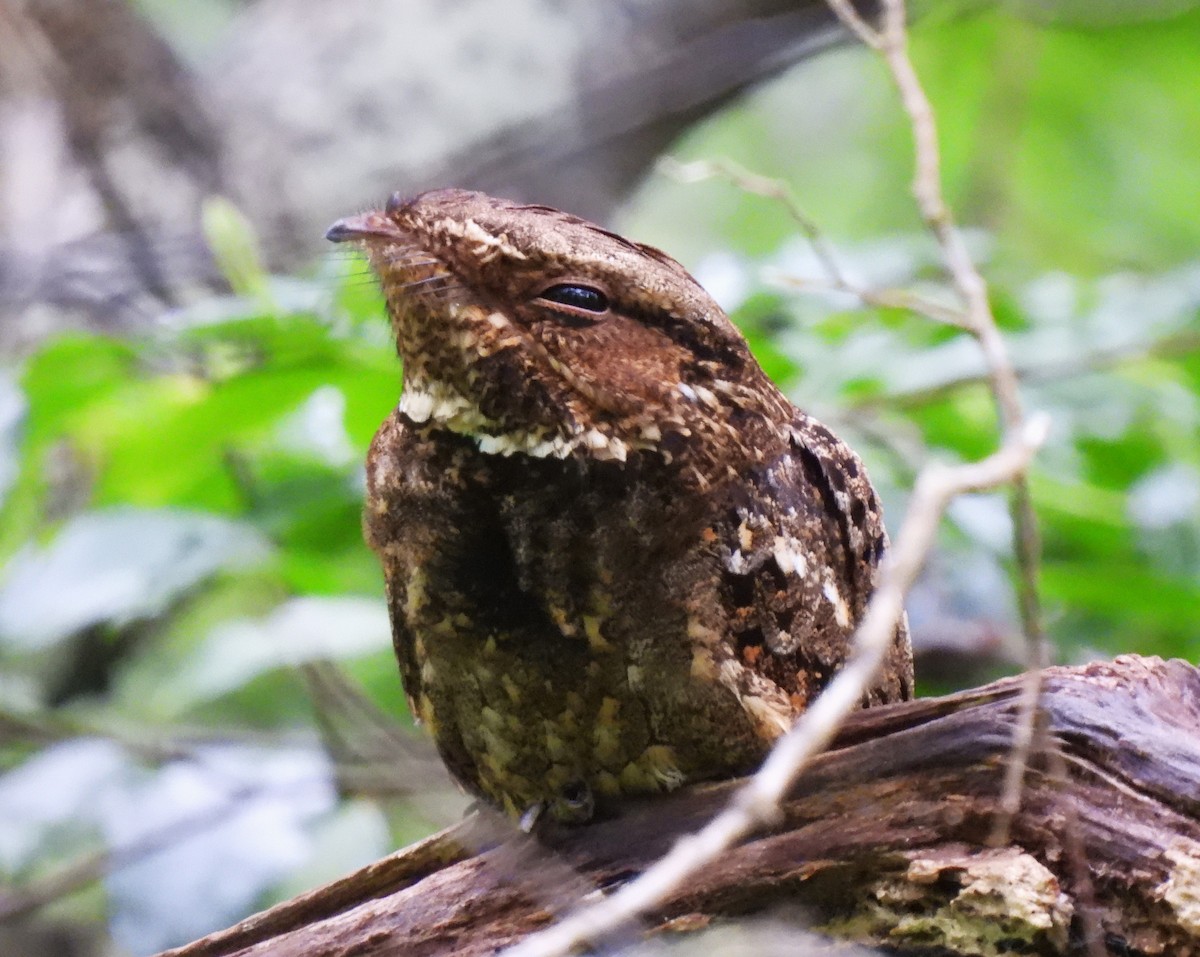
[{"x1": 537, "y1": 283, "x2": 610, "y2": 315}]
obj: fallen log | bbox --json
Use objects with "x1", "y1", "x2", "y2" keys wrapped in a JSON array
[{"x1": 157, "y1": 655, "x2": 1200, "y2": 957}]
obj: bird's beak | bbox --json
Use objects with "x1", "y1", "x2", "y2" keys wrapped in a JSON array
[{"x1": 324, "y1": 211, "x2": 404, "y2": 243}]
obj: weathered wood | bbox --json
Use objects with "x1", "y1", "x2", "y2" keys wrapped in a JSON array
[{"x1": 157, "y1": 655, "x2": 1200, "y2": 957}]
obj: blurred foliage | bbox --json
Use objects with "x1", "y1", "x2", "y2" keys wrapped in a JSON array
[
  {"x1": 1, "y1": 6, "x2": 1199, "y2": 955},
  {"x1": 627, "y1": 5, "x2": 1200, "y2": 674}
]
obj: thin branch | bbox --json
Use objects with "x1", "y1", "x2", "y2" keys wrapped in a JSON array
[
  {"x1": 503, "y1": 416, "x2": 1050, "y2": 957},
  {"x1": 868, "y1": 0, "x2": 1044, "y2": 638},
  {"x1": 659, "y1": 157, "x2": 973, "y2": 331},
  {"x1": 659, "y1": 157, "x2": 853, "y2": 294},
  {"x1": 769, "y1": 273, "x2": 968, "y2": 328},
  {"x1": 823, "y1": 0, "x2": 885, "y2": 48},
  {"x1": 824, "y1": 0, "x2": 1054, "y2": 869},
  {"x1": 823, "y1": 3, "x2": 1103, "y2": 952}
]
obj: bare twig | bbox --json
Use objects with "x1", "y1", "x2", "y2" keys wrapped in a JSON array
[
  {"x1": 823, "y1": 0, "x2": 885, "y2": 48},
  {"x1": 659, "y1": 157, "x2": 851, "y2": 294},
  {"x1": 659, "y1": 157, "x2": 973, "y2": 330},
  {"x1": 769, "y1": 273, "x2": 967, "y2": 328},
  {"x1": 504, "y1": 416, "x2": 1050, "y2": 957},
  {"x1": 824, "y1": 0, "x2": 1053, "y2": 856},
  {"x1": 821, "y1": 3, "x2": 1103, "y2": 952},
  {"x1": 868, "y1": 0, "x2": 1045, "y2": 641}
]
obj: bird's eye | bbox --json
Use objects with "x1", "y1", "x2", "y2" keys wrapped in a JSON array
[{"x1": 537, "y1": 283, "x2": 610, "y2": 315}]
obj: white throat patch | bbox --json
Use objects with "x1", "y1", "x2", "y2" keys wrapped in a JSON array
[{"x1": 398, "y1": 380, "x2": 640, "y2": 462}]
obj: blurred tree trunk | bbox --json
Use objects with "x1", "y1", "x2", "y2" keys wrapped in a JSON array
[
  {"x1": 4, "y1": 0, "x2": 1198, "y2": 345},
  {"x1": 156, "y1": 656, "x2": 1200, "y2": 957},
  {"x1": 0, "y1": 0, "x2": 872, "y2": 347}
]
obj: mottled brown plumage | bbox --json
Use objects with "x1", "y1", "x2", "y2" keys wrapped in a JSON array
[{"x1": 327, "y1": 189, "x2": 913, "y2": 823}]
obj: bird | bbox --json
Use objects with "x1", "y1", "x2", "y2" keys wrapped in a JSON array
[{"x1": 326, "y1": 189, "x2": 913, "y2": 824}]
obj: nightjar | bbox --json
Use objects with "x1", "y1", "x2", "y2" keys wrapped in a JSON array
[{"x1": 327, "y1": 189, "x2": 913, "y2": 823}]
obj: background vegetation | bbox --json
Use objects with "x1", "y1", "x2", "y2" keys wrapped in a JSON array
[{"x1": 1, "y1": 4, "x2": 1198, "y2": 954}]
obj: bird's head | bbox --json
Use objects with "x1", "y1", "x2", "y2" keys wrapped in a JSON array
[{"x1": 327, "y1": 189, "x2": 790, "y2": 475}]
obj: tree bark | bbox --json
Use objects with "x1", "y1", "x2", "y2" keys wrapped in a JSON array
[{"x1": 155, "y1": 655, "x2": 1200, "y2": 957}]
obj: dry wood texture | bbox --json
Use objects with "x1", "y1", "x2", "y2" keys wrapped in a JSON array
[{"x1": 156, "y1": 655, "x2": 1200, "y2": 956}]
